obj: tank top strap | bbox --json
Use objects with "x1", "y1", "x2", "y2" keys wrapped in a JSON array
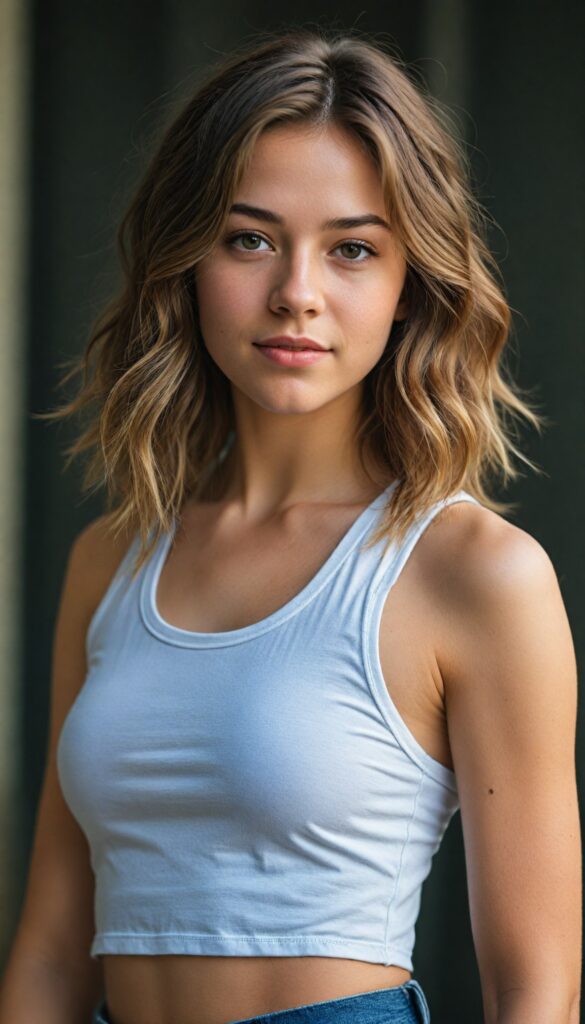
[
  {"x1": 360, "y1": 488, "x2": 482, "y2": 791},
  {"x1": 368, "y1": 488, "x2": 482, "y2": 598}
]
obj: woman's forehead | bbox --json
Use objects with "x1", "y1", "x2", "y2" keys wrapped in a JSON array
[{"x1": 233, "y1": 124, "x2": 388, "y2": 222}]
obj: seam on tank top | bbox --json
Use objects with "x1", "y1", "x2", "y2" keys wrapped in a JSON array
[
  {"x1": 383, "y1": 766, "x2": 425, "y2": 960},
  {"x1": 360, "y1": 563, "x2": 455, "y2": 790},
  {"x1": 360, "y1": 492, "x2": 481, "y2": 793},
  {"x1": 356, "y1": 495, "x2": 481, "y2": 790},
  {"x1": 371, "y1": 493, "x2": 481, "y2": 601},
  {"x1": 92, "y1": 931, "x2": 391, "y2": 943},
  {"x1": 90, "y1": 932, "x2": 411, "y2": 961},
  {"x1": 90, "y1": 932, "x2": 415, "y2": 970},
  {"x1": 139, "y1": 509, "x2": 385, "y2": 649}
]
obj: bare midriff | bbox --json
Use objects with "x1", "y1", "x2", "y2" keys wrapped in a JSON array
[{"x1": 102, "y1": 955, "x2": 412, "y2": 1024}]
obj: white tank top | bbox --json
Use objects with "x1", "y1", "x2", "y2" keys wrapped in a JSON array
[{"x1": 57, "y1": 481, "x2": 480, "y2": 970}]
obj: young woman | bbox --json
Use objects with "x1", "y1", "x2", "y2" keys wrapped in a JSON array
[{"x1": 0, "y1": 27, "x2": 580, "y2": 1024}]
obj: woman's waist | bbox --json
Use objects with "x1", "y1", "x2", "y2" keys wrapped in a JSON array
[{"x1": 101, "y1": 954, "x2": 413, "y2": 1024}]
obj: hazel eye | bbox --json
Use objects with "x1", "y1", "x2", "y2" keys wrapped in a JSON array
[
  {"x1": 228, "y1": 231, "x2": 270, "y2": 252},
  {"x1": 336, "y1": 241, "x2": 377, "y2": 262}
]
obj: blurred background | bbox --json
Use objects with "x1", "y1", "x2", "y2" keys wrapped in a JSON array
[{"x1": 0, "y1": 1, "x2": 583, "y2": 1020}]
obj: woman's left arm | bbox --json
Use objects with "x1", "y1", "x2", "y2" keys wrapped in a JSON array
[{"x1": 436, "y1": 507, "x2": 581, "y2": 1024}]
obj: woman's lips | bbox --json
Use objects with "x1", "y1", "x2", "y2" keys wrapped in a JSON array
[{"x1": 254, "y1": 345, "x2": 332, "y2": 366}]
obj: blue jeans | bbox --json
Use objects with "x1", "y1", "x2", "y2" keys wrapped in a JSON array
[{"x1": 94, "y1": 979, "x2": 431, "y2": 1024}]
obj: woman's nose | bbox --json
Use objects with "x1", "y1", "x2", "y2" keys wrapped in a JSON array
[{"x1": 268, "y1": 252, "x2": 326, "y2": 318}]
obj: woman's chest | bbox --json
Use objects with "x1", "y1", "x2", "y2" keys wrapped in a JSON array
[{"x1": 152, "y1": 517, "x2": 454, "y2": 777}]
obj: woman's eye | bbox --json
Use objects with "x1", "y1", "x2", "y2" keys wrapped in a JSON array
[
  {"x1": 228, "y1": 231, "x2": 270, "y2": 252},
  {"x1": 226, "y1": 231, "x2": 377, "y2": 263},
  {"x1": 336, "y1": 241, "x2": 376, "y2": 262}
]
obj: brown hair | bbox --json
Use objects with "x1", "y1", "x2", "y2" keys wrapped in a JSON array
[{"x1": 38, "y1": 26, "x2": 547, "y2": 574}]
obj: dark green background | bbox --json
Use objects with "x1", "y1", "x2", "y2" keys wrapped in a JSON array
[{"x1": 13, "y1": 1, "x2": 585, "y2": 1020}]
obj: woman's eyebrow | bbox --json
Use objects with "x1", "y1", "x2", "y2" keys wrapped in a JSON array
[{"x1": 228, "y1": 202, "x2": 391, "y2": 232}]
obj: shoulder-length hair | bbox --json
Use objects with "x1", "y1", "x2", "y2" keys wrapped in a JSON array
[{"x1": 40, "y1": 27, "x2": 547, "y2": 574}]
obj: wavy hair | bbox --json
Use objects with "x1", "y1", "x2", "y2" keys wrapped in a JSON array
[{"x1": 39, "y1": 26, "x2": 548, "y2": 574}]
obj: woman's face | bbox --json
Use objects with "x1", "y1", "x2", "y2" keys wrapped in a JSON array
[{"x1": 194, "y1": 121, "x2": 408, "y2": 417}]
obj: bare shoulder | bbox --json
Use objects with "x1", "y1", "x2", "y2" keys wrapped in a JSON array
[
  {"x1": 418, "y1": 497, "x2": 559, "y2": 618},
  {"x1": 70, "y1": 511, "x2": 135, "y2": 564},
  {"x1": 412, "y1": 496, "x2": 575, "y2": 701},
  {"x1": 66, "y1": 513, "x2": 137, "y2": 623}
]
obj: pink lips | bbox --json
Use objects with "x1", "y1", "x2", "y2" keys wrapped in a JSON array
[
  {"x1": 255, "y1": 346, "x2": 330, "y2": 367},
  {"x1": 257, "y1": 335, "x2": 329, "y2": 351},
  {"x1": 254, "y1": 335, "x2": 332, "y2": 367}
]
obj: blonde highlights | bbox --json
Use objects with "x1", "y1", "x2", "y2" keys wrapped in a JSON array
[{"x1": 38, "y1": 27, "x2": 547, "y2": 572}]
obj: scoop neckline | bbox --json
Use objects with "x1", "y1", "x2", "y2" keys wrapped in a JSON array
[{"x1": 139, "y1": 480, "x2": 398, "y2": 648}]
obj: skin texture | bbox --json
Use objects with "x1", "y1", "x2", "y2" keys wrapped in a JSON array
[{"x1": 193, "y1": 121, "x2": 408, "y2": 516}]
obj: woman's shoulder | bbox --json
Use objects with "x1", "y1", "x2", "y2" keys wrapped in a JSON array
[
  {"x1": 66, "y1": 513, "x2": 137, "y2": 621},
  {"x1": 417, "y1": 496, "x2": 559, "y2": 620},
  {"x1": 413, "y1": 498, "x2": 568, "y2": 698}
]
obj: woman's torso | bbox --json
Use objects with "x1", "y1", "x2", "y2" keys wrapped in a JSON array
[{"x1": 95, "y1": 490, "x2": 467, "y2": 1024}]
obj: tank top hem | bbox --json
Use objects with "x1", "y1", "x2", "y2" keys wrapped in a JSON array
[{"x1": 90, "y1": 932, "x2": 414, "y2": 971}]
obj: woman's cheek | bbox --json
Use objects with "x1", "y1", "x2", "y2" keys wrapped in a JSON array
[{"x1": 198, "y1": 263, "x2": 264, "y2": 331}]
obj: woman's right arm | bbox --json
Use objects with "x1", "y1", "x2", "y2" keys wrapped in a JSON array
[{"x1": 0, "y1": 516, "x2": 133, "y2": 1024}]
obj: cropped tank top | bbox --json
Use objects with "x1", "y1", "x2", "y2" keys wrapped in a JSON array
[{"x1": 57, "y1": 482, "x2": 481, "y2": 971}]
